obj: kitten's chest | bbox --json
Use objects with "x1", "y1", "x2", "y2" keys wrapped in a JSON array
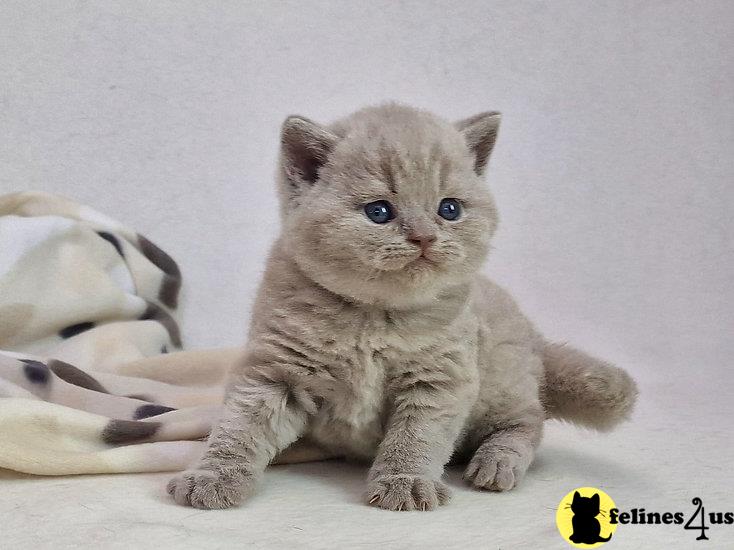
[
  {"x1": 306, "y1": 306, "x2": 465, "y2": 459},
  {"x1": 307, "y1": 324, "x2": 404, "y2": 459}
]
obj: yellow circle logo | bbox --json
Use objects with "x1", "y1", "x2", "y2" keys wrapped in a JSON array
[{"x1": 556, "y1": 487, "x2": 617, "y2": 547}]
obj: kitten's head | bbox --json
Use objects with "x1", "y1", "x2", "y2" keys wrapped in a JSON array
[
  {"x1": 277, "y1": 103, "x2": 500, "y2": 307},
  {"x1": 571, "y1": 491, "x2": 601, "y2": 517}
]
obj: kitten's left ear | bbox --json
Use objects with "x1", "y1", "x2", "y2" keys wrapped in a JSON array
[
  {"x1": 455, "y1": 111, "x2": 501, "y2": 175},
  {"x1": 591, "y1": 493, "x2": 600, "y2": 505},
  {"x1": 280, "y1": 115, "x2": 338, "y2": 190}
]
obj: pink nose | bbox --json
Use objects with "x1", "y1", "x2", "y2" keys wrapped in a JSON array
[{"x1": 407, "y1": 233, "x2": 437, "y2": 251}]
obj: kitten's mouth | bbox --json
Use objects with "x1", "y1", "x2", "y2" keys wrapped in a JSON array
[
  {"x1": 408, "y1": 253, "x2": 438, "y2": 268},
  {"x1": 373, "y1": 253, "x2": 437, "y2": 272}
]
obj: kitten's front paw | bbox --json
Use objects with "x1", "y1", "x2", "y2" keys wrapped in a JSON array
[
  {"x1": 463, "y1": 444, "x2": 531, "y2": 492},
  {"x1": 166, "y1": 469, "x2": 254, "y2": 509},
  {"x1": 366, "y1": 474, "x2": 451, "y2": 511}
]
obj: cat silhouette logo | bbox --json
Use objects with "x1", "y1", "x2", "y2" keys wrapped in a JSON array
[{"x1": 556, "y1": 487, "x2": 618, "y2": 547}]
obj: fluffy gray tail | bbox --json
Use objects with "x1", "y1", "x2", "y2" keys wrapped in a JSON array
[{"x1": 541, "y1": 342, "x2": 638, "y2": 431}]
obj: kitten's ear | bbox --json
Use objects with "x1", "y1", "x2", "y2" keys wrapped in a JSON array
[
  {"x1": 455, "y1": 111, "x2": 501, "y2": 175},
  {"x1": 573, "y1": 491, "x2": 581, "y2": 503},
  {"x1": 280, "y1": 115, "x2": 338, "y2": 190},
  {"x1": 591, "y1": 493, "x2": 600, "y2": 505}
]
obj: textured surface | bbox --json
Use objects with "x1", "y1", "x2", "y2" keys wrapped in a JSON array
[
  {"x1": 0, "y1": 1, "x2": 732, "y2": 548},
  {"x1": 2, "y1": 368, "x2": 731, "y2": 548},
  {"x1": 0, "y1": 192, "x2": 235, "y2": 475}
]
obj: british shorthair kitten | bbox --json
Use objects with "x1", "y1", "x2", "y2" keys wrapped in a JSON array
[{"x1": 167, "y1": 104, "x2": 638, "y2": 510}]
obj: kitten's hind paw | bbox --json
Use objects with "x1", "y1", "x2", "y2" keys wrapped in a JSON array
[
  {"x1": 366, "y1": 474, "x2": 451, "y2": 511},
  {"x1": 463, "y1": 443, "x2": 532, "y2": 492},
  {"x1": 167, "y1": 468, "x2": 255, "y2": 509}
]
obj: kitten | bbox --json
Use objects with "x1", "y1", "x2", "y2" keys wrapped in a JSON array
[
  {"x1": 569, "y1": 491, "x2": 613, "y2": 544},
  {"x1": 167, "y1": 103, "x2": 638, "y2": 510}
]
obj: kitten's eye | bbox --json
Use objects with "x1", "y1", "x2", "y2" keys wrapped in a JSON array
[
  {"x1": 364, "y1": 200, "x2": 395, "y2": 224},
  {"x1": 438, "y1": 198, "x2": 461, "y2": 220}
]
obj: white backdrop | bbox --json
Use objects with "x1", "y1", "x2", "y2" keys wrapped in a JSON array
[
  {"x1": 1, "y1": 1, "x2": 731, "y2": 380},
  {"x1": 1, "y1": 2, "x2": 733, "y2": 548}
]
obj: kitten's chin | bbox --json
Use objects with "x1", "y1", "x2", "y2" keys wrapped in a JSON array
[
  {"x1": 310, "y1": 265, "x2": 467, "y2": 309},
  {"x1": 375, "y1": 253, "x2": 435, "y2": 273},
  {"x1": 292, "y1": 258, "x2": 431, "y2": 309}
]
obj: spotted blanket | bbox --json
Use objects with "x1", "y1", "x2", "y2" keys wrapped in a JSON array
[{"x1": 0, "y1": 191, "x2": 244, "y2": 475}]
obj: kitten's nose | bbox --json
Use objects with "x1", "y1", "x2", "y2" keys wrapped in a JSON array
[{"x1": 407, "y1": 233, "x2": 437, "y2": 252}]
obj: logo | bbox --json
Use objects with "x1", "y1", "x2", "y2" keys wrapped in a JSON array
[
  {"x1": 556, "y1": 487, "x2": 617, "y2": 547},
  {"x1": 557, "y1": 488, "x2": 734, "y2": 544}
]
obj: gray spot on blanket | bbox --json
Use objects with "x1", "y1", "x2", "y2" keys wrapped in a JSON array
[
  {"x1": 134, "y1": 404, "x2": 177, "y2": 419},
  {"x1": 138, "y1": 235, "x2": 182, "y2": 309},
  {"x1": 48, "y1": 359, "x2": 108, "y2": 393},
  {"x1": 102, "y1": 419, "x2": 160, "y2": 445},
  {"x1": 97, "y1": 231, "x2": 124, "y2": 257},
  {"x1": 139, "y1": 301, "x2": 182, "y2": 348},
  {"x1": 20, "y1": 359, "x2": 50, "y2": 384},
  {"x1": 59, "y1": 322, "x2": 95, "y2": 339}
]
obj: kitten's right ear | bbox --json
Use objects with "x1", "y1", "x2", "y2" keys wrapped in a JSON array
[
  {"x1": 455, "y1": 111, "x2": 501, "y2": 176},
  {"x1": 573, "y1": 491, "x2": 581, "y2": 503},
  {"x1": 280, "y1": 116, "x2": 338, "y2": 192}
]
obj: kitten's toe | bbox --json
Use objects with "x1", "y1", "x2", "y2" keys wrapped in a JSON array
[
  {"x1": 367, "y1": 474, "x2": 450, "y2": 511},
  {"x1": 463, "y1": 445, "x2": 530, "y2": 492},
  {"x1": 167, "y1": 469, "x2": 254, "y2": 509}
]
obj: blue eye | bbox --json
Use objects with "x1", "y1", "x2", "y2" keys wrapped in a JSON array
[
  {"x1": 364, "y1": 200, "x2": 395, "y2": 224},
  {"x1": 438, "y1": 198, "x2": 461, "y2": 220}
]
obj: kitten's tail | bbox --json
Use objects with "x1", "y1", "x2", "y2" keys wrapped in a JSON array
[{"x1": 540, "y1": 342, "x2": 638, "y2": 431}]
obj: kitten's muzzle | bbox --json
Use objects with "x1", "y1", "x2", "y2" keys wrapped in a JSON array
[{"x1": 406, "y1": 233, "x2": 437, "y2": 255}]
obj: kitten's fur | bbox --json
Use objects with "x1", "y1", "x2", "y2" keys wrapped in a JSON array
[{"x1": 167, "y1": 104, "x2": 638, "y2": 510}]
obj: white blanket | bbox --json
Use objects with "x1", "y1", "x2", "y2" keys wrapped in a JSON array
[{"x1": 0, "y1": 191, "x2": 236, "y2": 474}]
